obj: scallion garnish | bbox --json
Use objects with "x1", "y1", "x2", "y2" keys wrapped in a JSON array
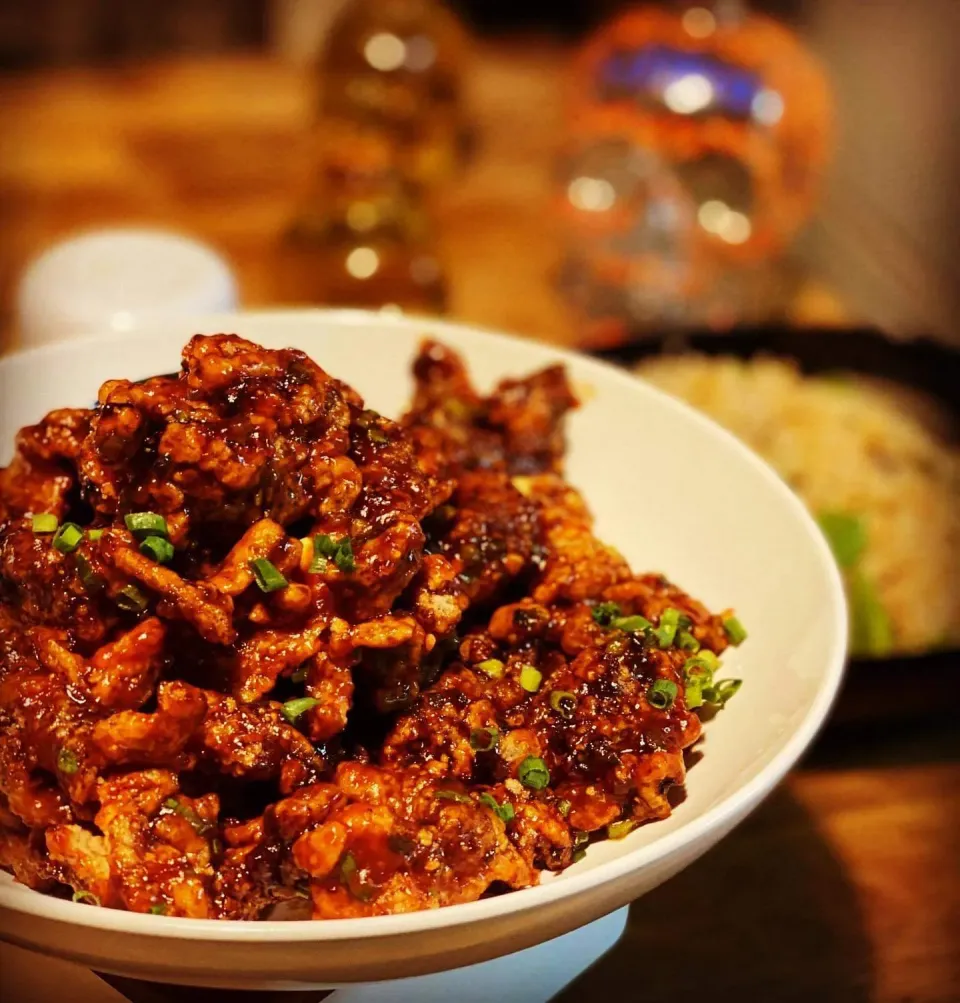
[
  {"x1": 479, "y1": 792, "x2": 515, "y2": 823},
  {"x1": 591, "y1": 601, "x2": 621, "y2": 627},
  {"x1": 571, "y1": 829, "x2": 589, "y2": 861},
  {"x1": 476, "y1": 658, "x2": 504, "y2": 679},
  {"x1": 653, "y1": 608, "x2": 683, "y2": 648},
  {"x1": 124, "y1": 512, "x2": 168, "y2": 538},
  {"x1": 87, "y1": 529, "x2": 104, "y2": 542},
  {"x1": 32, "y1": 513, "x2": 58, "y2": 534},
  {"x1": 611, "y1": 614, "x2": 651, "y2": 634},
  {"x1": 723, "y1": 615, "x2": 748, "y2": 646},
  {"x1": 140, "y1": 535, "x2": 174, "y2": 564},
  {"x1": 250, "y1": 558, "x2": 288, "y2": 593},
  {"x1": 57, "y1": 747, "x2": 79, "y2": 775},
  {"x1": 469, "y1": 727, "x2": 499, "y2": 752},
  {"x1": 646, "y1": 678, "x2": 678, "y2": 710},
  {"x1": 708, "y1": 678, "x2": 742, "y2": 707},
  {"x1": 519, "y1": 665, "x2": 542, "y2": 693},
  {"x1": 677, "y1": 630, "x2": 700, "y2": 652},
  {"x1": 517, "y1": 755, "x2": 550, "y2": 790},
  {"x1": 435, "y1": 789, "x2": 472, "y2": 803},
  {"x1": 52, "y1": 522, "x2": 84, "y2": 554},
  {"x1": 75, "y1": 554, "x2": 106, "y2": 592},
  {"x1": 606, "y1": 819, "x2": 636, "y2": 840},
  {"x1": 557, "y1": 799, "x2": 572, "y2": 817},
  {"x1": 311, "y1": 534, "x2": 355, "y2": 574},
  {"x1": 72, "y1": 890, "x2": 100, "y2": 906},
  {"x1": 339, "y1": 852, "x2": 375, "y2": 902},
  {"x1": 148, "y1": 903, "x2": 167, "y2": 915},
  {"x1": 683, "y1": 650, "x2": 719, "y2": 678},
  {"x1": 115, "y1": 584, "x2": 149, "y2": 613},
  {"x1": 281, "y1": 696, "x2": 320, "y2": 725},
  {"x1": 548, "y1": 690, "x2": 577, "y2": 719},
  {"x1": 291, "y1": 664, "x2": 309, "y2": 684},
  {"x1": 163, "y1": 797, "x2": 213, "y2": 835},
  {"x1": 684, "y1": 680, "x2": 704, "y2": 709}
]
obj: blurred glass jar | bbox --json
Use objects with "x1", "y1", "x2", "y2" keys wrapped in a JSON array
[
  {"x1": 319, "y1": 0, "x2": 470, "y2": 188},
  {"x1": 278, "y1": 122, "x2": 446, "y2": 313},
  {"x1": 570, "y1": 3, "x2": 833, "y2": 266}
]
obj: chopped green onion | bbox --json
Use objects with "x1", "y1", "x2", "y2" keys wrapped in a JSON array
[
  {"x1": 211, "y1": 838, "x2": 223, "y2": 857},
  {"x1": 72, "y1": 890, "x2": 100, "y2": 906},
  {"x1": 556, "y1": 799, "x2": 572, "y2": 817},
  {"x1": 711, "y1": 678, "x2": 742, "y2": 707},
  {"x1": 684, "y1": 680, "x2": 704, "y2": 709},
  {"x1": 817, "y1": 511, "x2": 867, "y2": 570},
  {"x1": 435, "y1": 789, "x2": 472, "y2": 803},
  {"x1": 646, "y1": 678, "x2": 678, "y2": 710},
  {"x1": 723, "y1": 616, "x2": 748, "y2": 646},
  {"x1": 677, "y1": 630, "x2": 700, "y2": 652},
  {"x1": 281, "y1": 696, "x2": 321, "y2": 725},
  {"x1": 607, "y1": 819, "x2": 636, "y2": 840},
  {"x1": 52, "y1": 523, "x2": 84, "y2": 554},
  {"x1": 548, "y1": 690, "x2": 577, "y2": 719},
  {"x1": 591, "y1": 601, "x2": 621, "y2": 627},
  {"x1": 367, "y1": 427, "x2": 389, "y2": 445},
  {"x1": 250, "y1": 558, "x2": 288, "y2": 593},
  {"x1": 571, "y1": 830, "x2": 589, "y2": 861},
  {"x1": 291, "y1": 664, "x2": 309, "y2": 684},
  {"x1": 124, "y1": 512, "x2": 168, "y2": 538},
  {"x1": 163, "y1": 798, "x2": 213, "y2": 835},
  {"x1": 148, "y1": 903, "x2": 167, "y2": 915},
  {"x1": 519, "y1": 664, "x2": 542, "y2": 693},
  {"x1": 683, "y1": 650, "x2": 720, "y2": 680},
  {"x1": 477, "y1": 658, "x2": 504, "y2": 679},
  {"x1": 140, "y1": 535, "x2": 174, "y2": 564},
  {"x1": 32, "y1": 513, "x2": 58, "y2": 534},
  {"x1": 339, "y1": 852, "x2": 375, "y2": 902},
  {"x1": 653, "y1": 608, "x2": 683, "y2": 648},
  {"x1": 517, "y1": 755, "x2": 550, "y2": 790},
  {"x1": 334, "y1": 538, "x2": 355, "y2": 574},
  {"x1": 479, "y1": 792, "x2": 515, "y2": 823},
  {"x1": 87, "y1": 529, "x2": 104, "y2": 542},
  {"x1": 312, "y1": 534, "x2": 355, "y2": 574},
  {"x1": 313, "y1": 534, "x2": 339, "y2": 558},
  {"x1": 115, "y1": 584, "x2": 149, "y2": 613},
  {"x1": 57, "y1": 747, "x2": 79, "y2": 775},
  {"x1": 612, "y1": 614, "x2": 651, "y2": 634},
  {"x1": 75, "y1": 554, "x2": 106, "y2": 592},
  {"x1": 469, "y1": 727, "x2": 499, "y2": 752}
]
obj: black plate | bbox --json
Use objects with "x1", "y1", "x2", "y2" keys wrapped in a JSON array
[
  {"x1": 591, "y1": 325, "x2": 960, "y2": 724},
  {"x1": 592, "y1": 325, "x2": 960, "y2": 417}
]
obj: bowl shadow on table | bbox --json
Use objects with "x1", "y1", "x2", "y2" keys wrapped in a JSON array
[{"x1": 556, "y1": 787, "x2": 873, "y2": 1003}]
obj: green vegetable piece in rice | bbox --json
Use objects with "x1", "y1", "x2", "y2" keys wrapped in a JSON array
[
  {"x1": 849, "y1": 570, "x2": 894, "y2": 657},
  {"x1": 817, "y1": 511, "x2": 867, "y2": 570}
]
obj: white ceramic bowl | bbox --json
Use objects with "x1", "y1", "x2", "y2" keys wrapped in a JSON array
[{"x1": 0, "y1": 310, "x2": 847, "y2": 989}]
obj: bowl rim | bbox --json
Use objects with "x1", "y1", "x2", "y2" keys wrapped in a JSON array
[{"x1": 0, "y1": 308, "x2": 848, "y2": 942}]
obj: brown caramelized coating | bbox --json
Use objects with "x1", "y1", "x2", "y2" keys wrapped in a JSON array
[
  {"x1": 403, "y1": 340, "x2": 579, "y2": 478},
  {"x1": 0, "y1": 334, "x2": 742, "y2": 919}
]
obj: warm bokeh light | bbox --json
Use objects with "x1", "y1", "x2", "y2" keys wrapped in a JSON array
[{"x1": 345, "y1": 246, "x2": 380, "y2": 279}]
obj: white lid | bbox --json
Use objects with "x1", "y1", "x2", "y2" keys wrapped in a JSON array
[{"x1": 16, "y1": 228, "x2": 238, "y2": 348}]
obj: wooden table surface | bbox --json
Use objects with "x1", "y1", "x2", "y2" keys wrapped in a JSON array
[{"x1": 0, "y1": 48, "x2": 956, "y2": 1003}]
